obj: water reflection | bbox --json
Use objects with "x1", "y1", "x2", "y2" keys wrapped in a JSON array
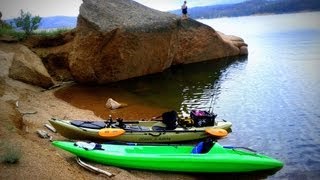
[
  {"x1": 110, "y1": 56, "x2": 248, "y2": 117},
  {"x1": 55, "y1": 56, "x2": 247, "y2": 120}
]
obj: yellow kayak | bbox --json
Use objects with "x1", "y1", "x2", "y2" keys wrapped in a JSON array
[{"x1": 49, "y1": 118, "x2": 232, "y2": 143}]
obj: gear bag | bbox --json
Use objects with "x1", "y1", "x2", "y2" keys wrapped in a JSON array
[
  {"x1": 190, "y1": 110, "x2": 217, "y2": 127},
  {"x1": 162, "y1": 110, "x2": 179, "y2": 130}
]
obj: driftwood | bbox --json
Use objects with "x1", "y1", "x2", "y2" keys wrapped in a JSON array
[
  {"x1": 76, "y1": 157, "x2": 113, "y2": 177},
  {"x1": 45, "y1": 83, "x2": 62, "y2": 91},
  {"x1": 44, "y1": 124, "x2": 56, "y2": 133},
  {"x1": 20, "y1": 111, "x2": 38, "y2": 115},
  {"x1": 42, "y1": 81, "x2": 75, "y2": 91}
]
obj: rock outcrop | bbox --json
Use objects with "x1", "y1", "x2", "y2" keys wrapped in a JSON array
[
  {"x1": 1, "y1": 0, "x2": 248, "y2": 86},
  {"x1": 24, "y1": 31, "x2": 76, "y2": 82},
  {"x1": 69, "y1": 0, "x2": 247, "y2": 84},
  {"x1": 218, "y1": 33, "x2": 248, "y2": 55},
  {"x1": 173, "y1": 19, "x2": 241, "y2": 65},
  {"x1": 0, "y1": 49, "x2": 13, "y2": 78},
  {"x1": 0, "y1": 43, "x2": 55, "y2": 89}
]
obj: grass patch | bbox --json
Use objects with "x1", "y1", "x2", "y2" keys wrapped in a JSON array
[
  {"x1": 0, "y1": 27, "x2": 26, "y2": 40},
  {"x1": 0, "y1": 140, "x2": 22, "y2": 164},
  {"x1": 0, "y1": 26, "x2": 71, "y2": 41},
  {"x1": 34, "y1": 28, "x2": 71, "y2": 38}
]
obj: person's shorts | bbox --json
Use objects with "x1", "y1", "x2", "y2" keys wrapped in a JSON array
[{"x1": 182, "y1": 9, "x2": 187, "y2": 14}]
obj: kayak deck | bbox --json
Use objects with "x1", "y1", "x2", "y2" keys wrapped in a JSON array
[
  {"x1": 49, "y1": 118, "x2": 232, "y2": 142},
  {"x1": 52, "y1": 141, "x2": 284, "y2": 173}
]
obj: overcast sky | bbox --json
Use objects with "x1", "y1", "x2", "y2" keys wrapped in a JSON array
[{"x1": 0, "y1": 0, "x2": 246, "y2": 19}]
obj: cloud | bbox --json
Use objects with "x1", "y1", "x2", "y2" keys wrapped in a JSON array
[{"x1": 134, "y1": 0, "x2": 181, "y2": 11}]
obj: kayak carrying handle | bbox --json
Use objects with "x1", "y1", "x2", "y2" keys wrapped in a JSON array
[
  {"x1": 148, "y1": 132, "x2": 162, "y2": 137},
  {"x1": 223, "y1": 146, "x2": 257, "y2": 153}
]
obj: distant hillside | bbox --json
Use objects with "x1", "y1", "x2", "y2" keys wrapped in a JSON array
[
  {"x1": 38, "y1": 16, "x2": 76, "y2": 29},
  {"x1": 5, "y1": 16, "x2": 77, "y2": 30},
  {"x1": 170, "y1": 0, "x2": 320, "y2": 19}
]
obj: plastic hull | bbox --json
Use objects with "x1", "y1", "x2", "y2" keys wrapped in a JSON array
[
  {"x1": 52, "y1": 141, "x2": 283, "y2": 173},
  {"x1": 49, "y1": 119, "x2": 232, "y2": 142}
]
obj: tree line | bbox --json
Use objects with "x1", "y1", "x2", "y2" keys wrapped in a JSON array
[{"x1": 170, "y1": 0, "x2": 320, "y2": 19}]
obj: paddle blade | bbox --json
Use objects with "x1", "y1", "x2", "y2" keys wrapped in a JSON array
[
  {"x1": 98, "y1": 128, "x2": 125, "y2": 138},
  {"x1": 205, "y1": 128, "x2": 228, "y2": 138}
]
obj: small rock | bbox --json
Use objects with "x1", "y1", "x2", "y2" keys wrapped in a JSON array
[
  {"x1": 36, "y1": 130, "x2": 50, "y2": 138},
  {"x1": 106, "y1": 98, "x2": 128, "y2": 110}
]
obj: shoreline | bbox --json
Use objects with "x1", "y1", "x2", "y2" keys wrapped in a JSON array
[
  {"x1": 0, "y1": 79, "x2": 275, "y2": 179},
  {"x1": 0, "y1": 77, "x2": 196, "y2": 179}
]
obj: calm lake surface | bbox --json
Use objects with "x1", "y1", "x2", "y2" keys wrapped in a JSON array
[
  {"x1": 198, "y1": 12, "x2": 320, "y2": 179},
  {"x1": 56, "y1": 12, "x2": 320, "y2": 179}
]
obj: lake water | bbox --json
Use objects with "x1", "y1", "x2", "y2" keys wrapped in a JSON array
[
  {"x1": 198, "y1": 12, "x2": 320, "y2": 179},
  {"x1": 56, "y1": 12, "x2": 320, "y2": 179}
]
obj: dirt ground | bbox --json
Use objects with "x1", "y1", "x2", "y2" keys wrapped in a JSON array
[
  {"x1": 0, "y1": 49, "x2": 202, "y2": 179},
  {"x1": 1, "y1": 74, "x2": 206, "y2": 180}
]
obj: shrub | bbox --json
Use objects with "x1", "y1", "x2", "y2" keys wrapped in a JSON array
[
  {"x1": 0, "y1": 140, "x2": 22, "y2": 164},
  {"x1": 13, "y1": 10, "x2": 41, "y2": 36}
]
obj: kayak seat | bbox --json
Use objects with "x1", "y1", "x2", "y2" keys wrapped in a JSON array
[
  {"x1": 74, "y1": 141, "x2": 104, "y2": 150},
  {"x1": 151, "y1": 122, "x2": 167, "y2": 131},
  {"x1": 71, "y1": 120, "x2": 106, "y2": 129},
  {"x1": 191, "y1": 139, "x2": 214, "y2": 154},
  {"x1": 124, "y1": 125, "x2": 150, "y2": 131},
  {"x1": 152, "y1": 126, "x2": 166, "y2": 131}
]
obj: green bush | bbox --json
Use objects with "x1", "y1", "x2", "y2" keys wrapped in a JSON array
[
  {"x1": 0, "y1": 140, "x2": 22, "y2": 164},
  {"x1": 14, "y1": 10, "x2": 41, "y2": 36}
]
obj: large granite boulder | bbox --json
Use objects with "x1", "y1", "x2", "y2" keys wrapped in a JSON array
[
  {"x1": 0, "y1": 49, "x2": 13, "y2": 78},
  {"x1": 7, "y1": 44, "x2": 55, "y2": 88},
  {"x1": 69, "y1": 0, "x2": 247, "y2": 84}
]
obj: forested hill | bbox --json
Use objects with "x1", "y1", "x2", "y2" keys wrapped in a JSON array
[{"x1": 170, "y1": 0, "x2": 320, "y2": 19}]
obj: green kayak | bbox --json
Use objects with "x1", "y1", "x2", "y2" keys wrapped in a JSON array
[
  {"x1": 49, "y1": 118, "x2": 232, "y2": 143},
  {"x1": 52, "y1": 140, "x2": 283, "y2": 173}
]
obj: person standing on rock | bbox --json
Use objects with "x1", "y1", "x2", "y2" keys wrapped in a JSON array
[
  {"x1": 0, "y1": 11, "x2": 3, "y2": 27},
  {"x1": 181, "y1": 1, "x2": 188, "y2": 19}
]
